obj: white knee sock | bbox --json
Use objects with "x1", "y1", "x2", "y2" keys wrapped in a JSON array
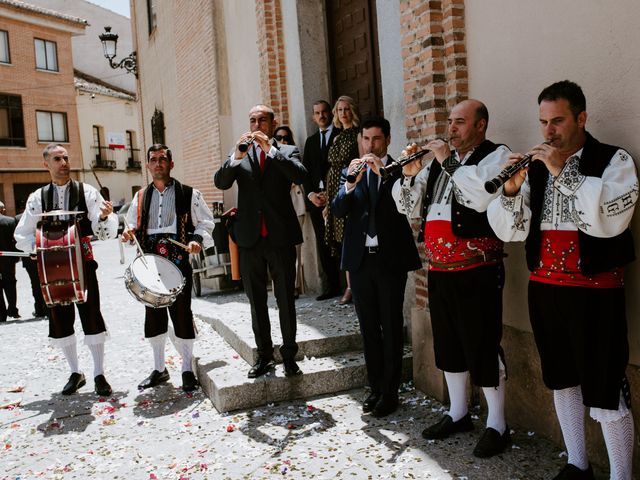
[
  {"x1": 554, "y1": 387, "x2": 589, "y2": 471},
  {"x1": 174, "y1": 337, "x2": 195, "y2": 373},
  {"x1": 482, "y1": 375, "x2": 506, "y2": 434},
  {"x1": 61, "y1": 340, "x2": 79, "y2": 374},
  {"x1": 444, "y1": 371, "x2": 469, "y2": 422},
  {"x1": 87, "y1": 342, "x2": 105, "y2": 377},
  {"x1": 592, "y1": 395, "x2": 635, "y2": 480},
  {"x1": 148, "y1": 334, "x2": 167, "y2": 372}
]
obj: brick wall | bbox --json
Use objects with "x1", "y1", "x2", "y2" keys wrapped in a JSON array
[
  {"x1": 255, "y1": 0, "x2": 289, "y2": 124},
  {"x1": 399, "y1": 0, "x2": 467, "y2": 307},
  {"x1": 0, "y1": 12, "x2": 82, "y2": 214},
  {"x1": 173, "y1": 0, "x2": 222, "y2": 203}
]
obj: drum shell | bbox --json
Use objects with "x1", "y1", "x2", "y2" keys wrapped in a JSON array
[
  {"x1": 124, "y1": 254, "x2": 185, "y2": 308},
  {"x1": 36, "y1": 222, "x2": 86, "y2": 306}
]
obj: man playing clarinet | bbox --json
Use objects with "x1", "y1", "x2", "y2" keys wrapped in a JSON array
[
  {"x1": 393, "y1": 99, "x2": 512, "y2": 457},
  {"x1": 488, "y1": 80, "x2": 637, "y2": 479},
  {"x1": 14, "y1": 143, "x2": 118, "y2": 397}
]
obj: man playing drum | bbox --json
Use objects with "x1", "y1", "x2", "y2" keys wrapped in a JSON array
[
  {"x1": 122, "y1": 144, "x2": 214, "y2": 393},
  {"x1": 14, "y1": 143, "x2": 118, "y2": 397}
]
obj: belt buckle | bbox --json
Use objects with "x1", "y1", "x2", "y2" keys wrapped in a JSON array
[{"x1": 367, "y1": 246, "x2": 379, "y2": 254}]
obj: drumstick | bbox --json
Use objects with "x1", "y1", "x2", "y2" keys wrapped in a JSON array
[
  {"x1": 123, "y1": 218, "x2": 148, "y2": 267},
  {"x1": 0, "y1": 251, "x2": 30, "y2": 257},
  {"x1": 166, "y1": 237, "x2": 190, "y2": 251}
]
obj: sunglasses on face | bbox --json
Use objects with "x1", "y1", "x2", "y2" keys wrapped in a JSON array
[{"x1": 274, "y1": 135, "x2": 289, "y2": 142}]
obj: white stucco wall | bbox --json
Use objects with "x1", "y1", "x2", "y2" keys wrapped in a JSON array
[
  {"x1": 76, "y1": 90, "x2": 143, "y2": 204},
  {"x1": 465, "y1": 0, "x2": 640, "y2": 362}
]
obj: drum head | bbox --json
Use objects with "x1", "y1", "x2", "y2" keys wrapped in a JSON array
[{"x1": 130, "y1": 254, "x2": 183, "y2": 294}]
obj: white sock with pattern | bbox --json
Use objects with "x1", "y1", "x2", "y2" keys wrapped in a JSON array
[
  {"x1": 61, "y1": 341, "x2": 79, "y2": 374},
  {"x1": 554, "y1": 387, "x2": 589, "y2": 471},
  {"x1": 444, "y1": 371, "x2": 469, "y2": 422},
  {"x1": 148, "y1": 334, "x2": 167, "y2": 372},
  {"x1": 601, "y1": 411, "x2": 634, "y2": 480},
  {"x1": 87, "y1": 342, "x2": 104, "y2": 377}
]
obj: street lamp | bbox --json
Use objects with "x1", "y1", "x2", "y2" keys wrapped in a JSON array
[{"x1": 99, "y1": 26, "x2": 137, "y2": 77}]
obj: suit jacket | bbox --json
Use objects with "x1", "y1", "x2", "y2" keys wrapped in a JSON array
[
  {"x1": 0, "y1": 214, "x2": 18, "y2": 266},
  {"x1": 302, "y1": 127, "x2": 341, "y2": 199},
  {"x1": 332, "y1": 156, "x2": 422, "y2": 273},
  {"x1": 214, "y1": 142, "x2": 307, "y2": 249}
]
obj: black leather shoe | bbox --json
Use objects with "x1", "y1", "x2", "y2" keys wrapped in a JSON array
[
  {"x1": 248, "y1": 358, "x2": 275, "y2": 378},
  {"x1": 7, "y1": 309, "x2": 20, "y2": 319},
  {"x1": 182, "y1": 371, "x2": 199, "y2": 392},
  {"x1": 362, "y1": 392, "x2": 381, "y2": 413},
  {"x1": 283, "y1": 360, "x2": 302, "y2": 377},
  {"x1": 422, "y1": 413, "x2": 474, "y2": 440},
  {"x1": 552, "y1": 464, "x2": 595, "y2": 480},
  {"x1": 372, "y1": 394, "x2": 399, "y2": 417},
  {"x1": 138, "y1": 369, "x2": 170, "y2": 389},
  {"x1": 61, "y1": 372, "x2": 86, "y2": 395},
  {"x1": 316, "y1": 290, "x2": 340, "y2": 301},
  {"x1": 94, "y1": 374, "x2": 113, "y2": 397},
  {"x1": 473, "y1": 426, "x2": 511, "y2": 458}
]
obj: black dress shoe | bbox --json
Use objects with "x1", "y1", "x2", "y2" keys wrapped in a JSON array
[
  {"x1": 248, "y1": 358, "x2": 275, "y2": 378},
  {"x1": 372, "y1": 394, "x2": 399, "y2": 417},
  {"x1": 316, "y1": 290, "x2": 340, "y2": 301},
  {"x1": 552, "y1": 464, "x2": 595, "y2": 480},
  {"x1": 138, "y1": 369, "x2": 170, "y2": 389},
  {"x1": 473, "y1": 426, "x2": 511, "y2": 458},
  {"x1": 61, "y1": 372, "x2": 86, "y2": 395},
  {"x1": 7, "y1": 309, "x2": 20, "y2": 319},
  {"x1": 422, "y1": 413, "x2": 474, "y2": 440},
  {"x1": 94, "y1": 374, "x2": 113, "y2": 397},
  {"x1": 283, "y1": 360, "x2": 302, "y2": 377},
  {"x1": 182, "y1": 371, "x2": 199, "y2": 392},
  {"x1": 362, "y1": 392, "x2": 381, "y2": 413}
]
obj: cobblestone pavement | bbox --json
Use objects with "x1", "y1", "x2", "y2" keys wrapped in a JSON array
[{"x1": 0, "y1": 239, "x2": 604, "y2": 479}]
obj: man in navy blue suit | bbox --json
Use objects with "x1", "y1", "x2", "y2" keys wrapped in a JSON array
[{"x1": 332, "y1": 117, "x2": 422, "y2": 417}]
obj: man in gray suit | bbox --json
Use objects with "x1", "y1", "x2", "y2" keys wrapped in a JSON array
[{"x1": 214, "y1": 104, "x2": 307, "y2": 379}]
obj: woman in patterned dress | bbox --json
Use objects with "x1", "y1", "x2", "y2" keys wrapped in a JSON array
[{"x1": 324, "y1": 95, "x2": 362, "y2": 304}]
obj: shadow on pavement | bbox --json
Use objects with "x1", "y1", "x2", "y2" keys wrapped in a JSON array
[{"x1": 133, "y1": 386, "x2": 204, "y2": 419}]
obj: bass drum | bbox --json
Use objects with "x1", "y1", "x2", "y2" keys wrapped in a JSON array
[
  {"x1": 36, "y1": 222, "x2": 85, "y2": 306},
  {"x1": 124, "y1": 254, "x2": 185, "y2": 308}
]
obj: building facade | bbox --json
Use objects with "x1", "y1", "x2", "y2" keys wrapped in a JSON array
[
  {"x1": 131, "y1": 0, "x2": 640, "y2": 469},
  {"x1": 0, "y1": 0, "x2": 86, "y2": 215}
]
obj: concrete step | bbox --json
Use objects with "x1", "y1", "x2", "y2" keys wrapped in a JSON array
[
  {"x1": 193, "y1": 294, "x2": 363, "y2": 364},
  {"x1": 193, "y1": 317, "x2": 413, "y2": 412}
]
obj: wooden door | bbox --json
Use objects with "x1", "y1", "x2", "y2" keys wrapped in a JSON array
[{"x1": 326, "y1": 0, "x2": 383, "y2": 120}]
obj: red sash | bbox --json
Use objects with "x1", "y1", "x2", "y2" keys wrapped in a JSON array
[{"x1": 530, "y1": 230, "x2": 623, "y2": 288}]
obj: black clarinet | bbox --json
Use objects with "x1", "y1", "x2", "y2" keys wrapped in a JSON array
[
  {"x1": 484, "y1": 142, "x2": 550, "y2": 194},
  {"x1": 379, "y1": 149, "x2": 430, "y2": 179}
]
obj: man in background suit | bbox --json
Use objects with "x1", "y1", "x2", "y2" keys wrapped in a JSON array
[
  {"x1": 302, "y1": 100, "x2": 342, "y2": 300},
  {"x1": 332, "y1": 116, "x2": 422, "y2": 417},
  {"x1": 0, "y1": 201, "x2": 19, "y2": 321},
  {"x1": 214, "y1": 104, "x2": 307, "y2": 379}
]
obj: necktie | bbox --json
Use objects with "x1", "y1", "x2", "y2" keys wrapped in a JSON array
[
  {"x1": 259, "y1": 149, "x2": 268, "y2": 237},
  {"x1": 367, "y1": 169, "x2": 378, "y2": 238},
  {"x1": 320, "y1": 130, "x2": 327, "y2": 150}
]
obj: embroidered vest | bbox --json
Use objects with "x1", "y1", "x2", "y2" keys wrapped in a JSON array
[
  {"x1": 419, "y1": 140, "x2": 501, "y2": 241},
  {"x1": 40, "y1": 181, "x2": 93, "y2": 237},
  {"x1": 525, "y1": 132, "x2": 635, "y2": 275}
]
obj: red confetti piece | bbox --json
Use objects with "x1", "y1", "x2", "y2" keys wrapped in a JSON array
[
  {"x1": 287, "y1": 423, "x2": 295, "y2": 429},
  {"x1": 199, "y1": 463, "x2": 208, "y2": 470},
  {"x1": 306, "y1": 404, "x2": 315, "y2": 412},
  {"x1": 226, "y1": 424, "x2": 235, "y2": 432},
  {"x1": 5, "y1": 443, "x2": 11, "y2": 449},
  {"x1": 149, "y1": 474, "x2": 157, "y2": 480}
]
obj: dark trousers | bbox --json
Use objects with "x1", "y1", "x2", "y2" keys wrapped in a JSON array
[
  {"x1": 308, "y1": 205, "x2": 341, "y2": 293},
  {"x1": 0, "y1": 262, "x2": 18, "y2": 315},
  {"x1": 144, "y1": 267, "x2": 195, "y2": 339},
  {"x1": 350, "y1": 252, "x2": 407, "y2": 395},
  {"x1": 239, "y1": 237, "x2": 298, "y2": 361},
  {"x1": 48, "y1": 260, "x2": 106, "y2": 339},
  {"x1": 21, "y1": 257, "x2": 48, "y2": 317}
]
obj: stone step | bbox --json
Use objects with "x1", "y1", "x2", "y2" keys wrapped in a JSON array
[
  {"x1": 193, "y1": 317, "x2": 413, "y2": 412},
  {"x1": 193, "y1": 293, "x2": 363, "y2": 364}
]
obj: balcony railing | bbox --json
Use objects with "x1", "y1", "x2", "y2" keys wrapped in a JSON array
[
  {"x1": 91, "y1": 145, "x2": 116, "y2": 169},
  {"x1": 127, "y1": 148, "x2": 141, "y2": 169}
]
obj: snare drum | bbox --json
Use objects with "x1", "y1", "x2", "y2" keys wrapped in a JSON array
[
  {"x1": 124, "y1": 254, "x2": 185, "y2": 308},
  {"x1": 36, "y1": 221, "x2": 85, "y2": 306}
]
